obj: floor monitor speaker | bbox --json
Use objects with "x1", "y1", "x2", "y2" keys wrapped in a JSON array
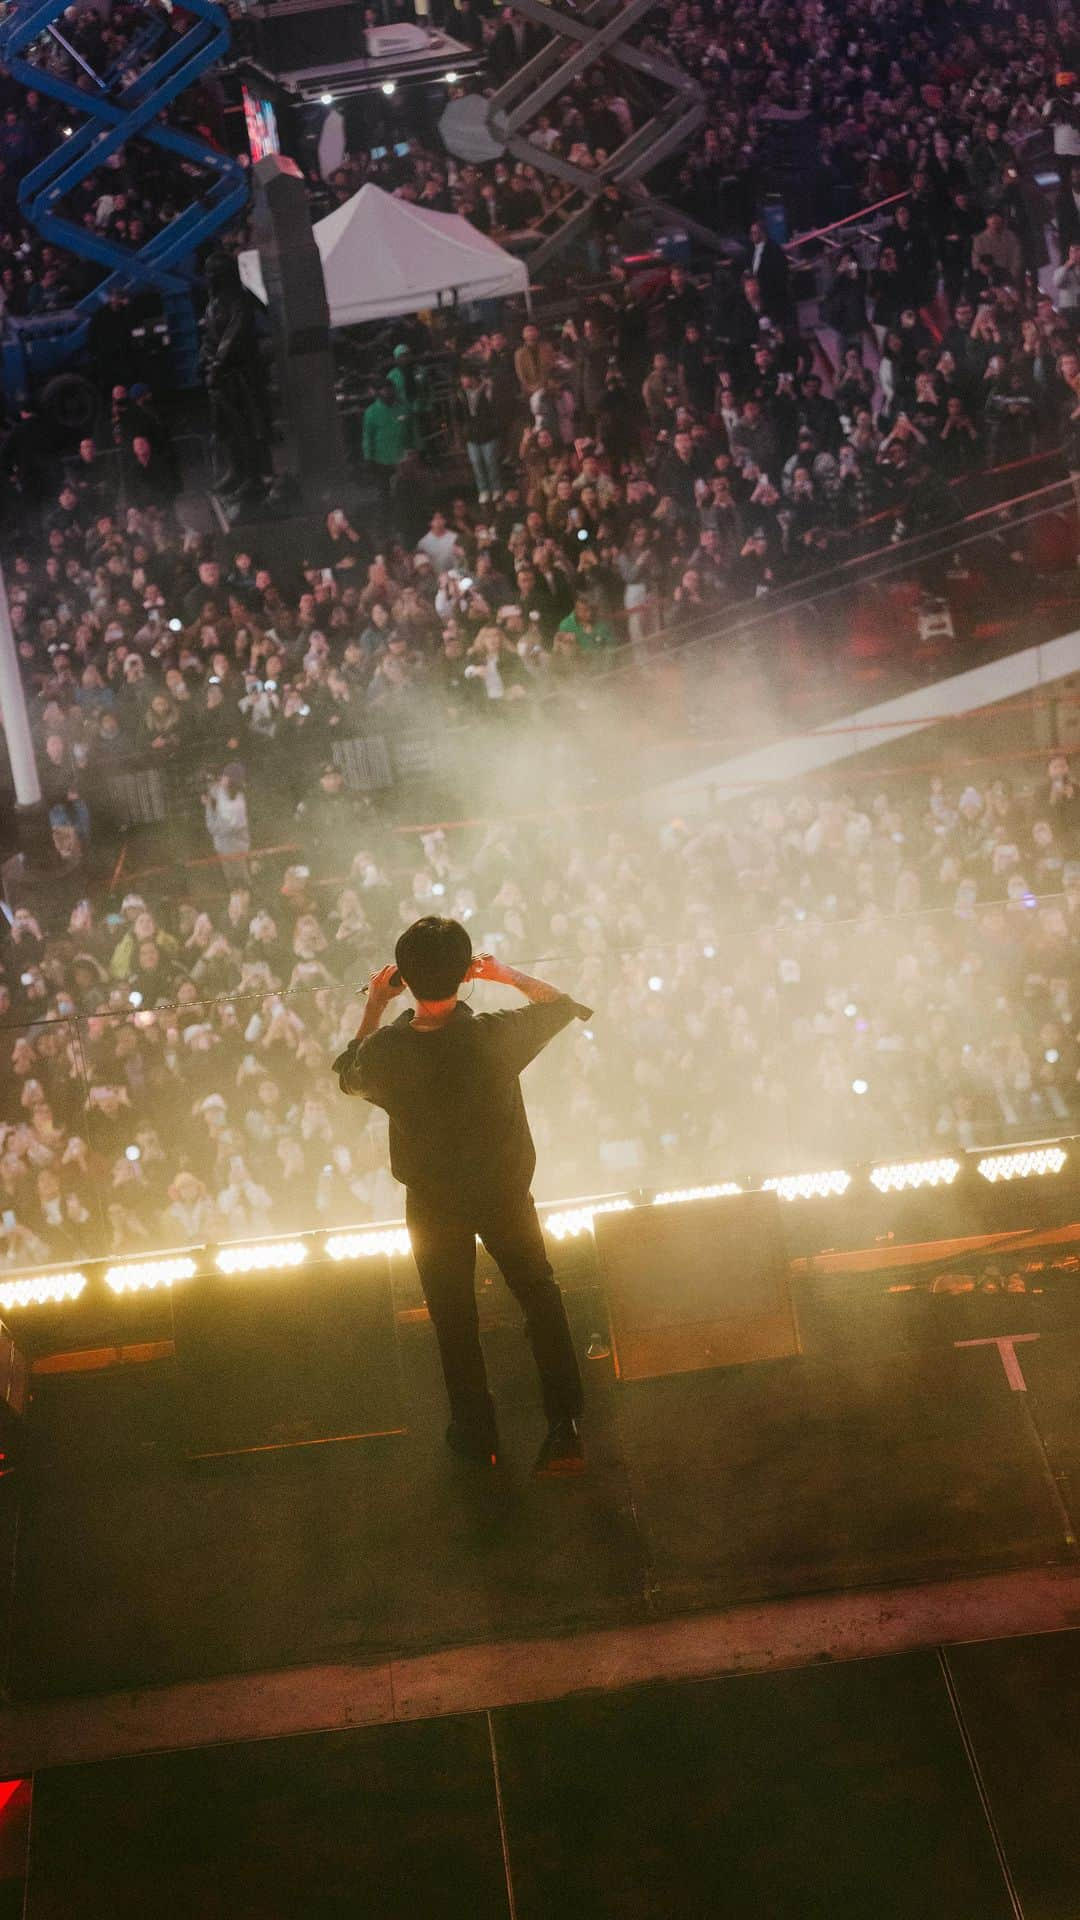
[
  {"x1": 593, "y1": 1191, "x2": 799, "y2": 1381},
  {"x1": 171, "y1": 1257, "x2": 405, "y2": 1457}
]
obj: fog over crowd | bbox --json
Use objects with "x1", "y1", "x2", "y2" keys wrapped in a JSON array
[{"x1": 4, "y1": 733, "x2": 1080, "y2": 1268}]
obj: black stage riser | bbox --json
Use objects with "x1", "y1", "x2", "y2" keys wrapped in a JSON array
[{"x1": 170, "y1": 1255, "x2": 403, "y2": 1457}]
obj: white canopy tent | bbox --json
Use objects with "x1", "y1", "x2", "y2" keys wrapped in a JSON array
[{"x1": 238, "y1": 182, "x2": 529, "y2": 326}]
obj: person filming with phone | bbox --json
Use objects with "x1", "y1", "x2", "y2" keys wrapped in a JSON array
[{"x1": 333, "y1": 916, "x2": 591, "y2": 1474}]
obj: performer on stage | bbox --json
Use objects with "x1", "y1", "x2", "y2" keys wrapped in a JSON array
[{"x1": 333, "y1": 916, "x2": 591, "y2": 1473}]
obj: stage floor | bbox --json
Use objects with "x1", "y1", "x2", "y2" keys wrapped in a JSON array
[
  {"x1": 1, "y1": 1244, "x2": 1080, "y2": 1910},
  {"x1": 12, "y1": 1627, "x2": 1080, "y2": 1916},
  {"x1": 6, "y1": 1249, "x2": 1080, "y2": 1704}
]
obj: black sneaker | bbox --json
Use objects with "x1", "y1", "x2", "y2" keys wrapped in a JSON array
[
  {"x1": 533, "y1": 1418, "x2": 585, "y2": 1477},
  {"x1": 445, "y1": 1421, "x2": 500, "y2": 1467}
]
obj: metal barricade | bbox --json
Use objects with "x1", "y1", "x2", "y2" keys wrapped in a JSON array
[
  {"x1": 388, "y1": 732, "x2": 447, "y2": 781},
  {"x1": 331, "y1": 734, "x2": 393, "y2": 792},
  {"x1": 783, "y1": 189, "x2": 910, "y2": 303},
  {"x1": 102, "y1": 765, "x2": 168, "y2": 827}
]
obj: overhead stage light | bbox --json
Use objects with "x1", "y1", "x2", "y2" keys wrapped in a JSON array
[
  {"x1": 870, "y1": 1158, "x2": 960, "y2": 1194},
  {"x1": 653, "y1": 1183, "x2": 741, "y2": 1205},
  {"x1": 445, "y1": 70, "x2": 459, "y2": 83},
  {"x1": 105, "y1": 1255, "x2": 197, "y2": 1294},
  {"x1": 0, "y1": 1271, "x2": 86, "y2": 1311},
  {"x1": 977, "y1": 1148, "x2": 1068, "y2": 1183},
  {"x1": 217, "y1": 1241, "x2": 307, "y2": 1274},
  {"x1": 381, "y1": 80, "x2": 396, "y2": 95},
  {"x1": 763, "y1": 1170, "x2": 851, "y2": 1202},
  {"x1": 320, "y1": 92, "x2": 333, "y2": 105}
]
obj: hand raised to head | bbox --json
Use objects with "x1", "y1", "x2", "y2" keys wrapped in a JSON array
[
  {"x1": 465, "y1": 951, "x2": 509, "y2": 984},
  {"x1": 368, "y1": 963, "x2": 405, "y2": 1004}
]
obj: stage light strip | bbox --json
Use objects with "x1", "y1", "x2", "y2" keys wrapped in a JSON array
[
  {"x1": 762, "y1": 1170, "x2": 851, "y2": 1202},
  {"x1": 653, "y1": 1183, "x2": 742, "y2": 1205},
  {"x1": 325, "y1": 1229, "x2": 412, "y2": 1260},
  {"x1": 105, "y1": 1256, "x2": 198, "y2": 1294},
  {"x1": 542, "y1": 1199, "x2": 634, "y2": 1241},
  {"x1": 977, "y1": 1147, "x2": 1068, "y2": 1183},
  {"x1": 7, "y1": 1138, "x2": 1080, "y2": 1301},
  {"x1": 869, "y1": 1158, "x2": 961, "y2": 1194},
  {"x1": 216, "y1": 1241, "x2": 308, "y2": 1275},
  {"x1": 0, "y1": 1270, "x2": 86, "y2": 1311}
]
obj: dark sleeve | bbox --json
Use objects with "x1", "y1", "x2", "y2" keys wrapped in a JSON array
[
  {"x1": 478, "y1": 994, "x2": 592, "y2": 1078},
  {"x1": 332, "y1": 1033, "x2": 385, "y2": 1105}
]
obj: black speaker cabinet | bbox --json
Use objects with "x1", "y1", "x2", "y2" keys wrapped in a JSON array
[
  {"x1": 171, "y1": 1257, "x2": 405, "y2": 1458},
  {"x1": 593, "y1": 1191, "x2": 799, "y2": 1381},
  {"x1": 0, "y1": 1320, "x2": 29, "y2": 1473}
]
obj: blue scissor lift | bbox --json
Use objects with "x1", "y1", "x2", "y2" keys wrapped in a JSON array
[{"x1": 0, "y1": 0, "x2": 248, "y2": 407}]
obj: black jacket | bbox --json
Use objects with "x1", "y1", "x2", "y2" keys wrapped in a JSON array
[
  {"x1": 457, "y1": 382, "x2": 500, "y2": 445},
  {"x1": 747, "y1": 237, "x2": 791, "y2": 319},
  {"x1": 334, "y1": 995, "x2": 590, "y2": 1207}
]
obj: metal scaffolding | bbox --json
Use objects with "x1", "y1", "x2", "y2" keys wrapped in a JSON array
[
  {"x1": 486, "y1": 0, "x2": 717, "y2": 269},
  {"x1": 0, "y1": 0, "x2": 247, "y2": 382}
]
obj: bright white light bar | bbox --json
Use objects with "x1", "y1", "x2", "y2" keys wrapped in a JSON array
[
  {"x1": 216, "y1": 1241, "x2": 308, "y2": 1275},
  {"x1": 653, "y1": 1183, "x2": 742, "y2": 1205},
  {"x1": 762, "y1": 1170, "x2": 851, "y2": 1202},
  {"x1": 105, "y1": 1255, "x2": 197, "y2": 1294},
  {"x1": 0, "y1": 1270, "x2": 86, "y2": 1311},
  {"x1": 977, "y1": 1147, "x2": 1068, "y2": 1184},
  {"x1": 325, "y1": 1228, "x2": 411, "y2": 1260},
  {"x1": 870, "y1": 1158, "x2": 960, "y2": 1194},
  {"x1": 541, "y1": 1199, "x2": 633, "y2": 1241}
]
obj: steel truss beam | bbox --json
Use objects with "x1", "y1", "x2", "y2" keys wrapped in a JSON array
[
  {"x1": 486, "y1": 0, "x2": 717, "y2": 270},
  {"x1": 0, "y1": 0, "x2": 247, "y2": 311}
]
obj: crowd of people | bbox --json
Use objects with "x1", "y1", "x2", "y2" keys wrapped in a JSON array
[
  {"x1": 8, "y1": 0, "x2": 1080, "y2": 542},
  {"x1": 8, "y1": 15, "x2": 1080, "y2": 817},
  {"x1": 3, "y1": 755, "x2": 1080, "y2": 1267},
  {"x1": 303, "y1": 0, "x2": 1080, "y2": 581},
  {"x1": 7, "y1": 2, "x2": 1080, "y2": 1267}
]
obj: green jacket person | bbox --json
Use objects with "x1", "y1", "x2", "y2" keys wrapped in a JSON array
[{"x1": 361, "y1": 381, "x2": 414, "y2": 470}]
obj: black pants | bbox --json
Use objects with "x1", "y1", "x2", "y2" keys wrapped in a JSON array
[{"x1": 405, "y1": 1189, "x2": 583, "y2": 1437}]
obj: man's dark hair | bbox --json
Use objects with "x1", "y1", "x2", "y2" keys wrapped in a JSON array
[{"x1": 395, "y1": 916, "x2": 472, "y2": 1001}]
